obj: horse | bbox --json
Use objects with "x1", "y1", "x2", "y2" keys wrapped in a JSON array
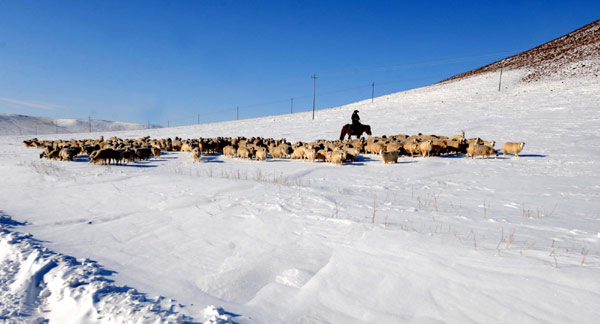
[{"x1": 339, "y1": 123, "x2": 372, "y2": 141}]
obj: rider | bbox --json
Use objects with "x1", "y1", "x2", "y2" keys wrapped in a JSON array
[{"x1": 351, "y1": 110, "x2": 361, "y2": 132}]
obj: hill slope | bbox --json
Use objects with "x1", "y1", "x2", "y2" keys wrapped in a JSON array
[
  {"x1": 0, "y1": 114, "x2": 160, "y2": 136},
  {"x1": 443, "y1": 19, "x2": 600, "y2": 83}
]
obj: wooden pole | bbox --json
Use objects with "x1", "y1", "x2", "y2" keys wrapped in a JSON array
[
  {"x1": 371, "y1": 82, "x2": 375, "y2": 103},
  {"x1": 312, "y1": 73, "x2": 317, "y2": 120}
]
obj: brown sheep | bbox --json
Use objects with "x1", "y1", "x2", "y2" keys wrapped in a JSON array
[
  {"x1": 135, "y1": 148, "x2": 152, "y2": 161},
  {"x1": 315, "y1": 149, "x2": 328, "y2": 162},
  {"x1": 121, "y1": 150, "x2": 136, "y2": 163},
  {"x1": 467, "y1": 144, "x2": 498, "y2": 159},
  {"x1": 151, "y1": 147, "x2": 161, "y2": 159},
  {"x1": 90, "y1": 148, "x2": 121, "y2": 165},
  {"x1": 502, "y1": 142, "x2": 525, "y2": 157}
]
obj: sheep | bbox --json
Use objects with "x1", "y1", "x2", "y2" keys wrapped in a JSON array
[
  {"x1": 315, "y1": 149, "x2": 328, "y2": 162},
  {"x1": 305, "y1": 149, "x2": 317, "y2": 162},
  {"x1": 450, "y1": 130, "x2": 465, "y2": 141},
  {"x1": 466, "y1": 144, "x2": 498, "y2": 159},
  {"x1": 121, "y1": 150, "x2": 136, "y2": 163},
  {"x1": 180, "y1": 142, "x2": 197, "y2": 152},
  {"x1": 58, "y1": 147, "x2": 79, "y2": 161},
  {"x1": 482, "y1": 140, "x2": 495, "y2": 148},
  {"x1": 192, "y1": 147, "x2": 202, "y2": 162},
  {"x1": 90, "y1": 148, "x2": 121, "y2": 165},
  {"x1": 445, "y1": 139, "x2": 467, "y2": 155},
  {"x1": 291, "y1": 146, "x2": 306, "y2": 160},
  {"x1": 403, "y1": 141, "x2": 419, "y2": 158},
  {"x1": 135, "y1": 148, "x2": 152, "y2": 161},
  {"x1": 384, "y1": 142, "x2": 403, "y2": 153},
  {"x1": 223, "y1": 145, "x2": 237, "y2": 158},
  {"x1": 151, "y1": 147, "x2": 161, "y2": 159},
  {"x1": 255, "y1": 147, "x2": 268, "y2": 161},
  {"x1": 502, "y1": 142, "x2": 525, "y2": 157},
  {"x1": 418, "y1": 140, "x2": 433, "y2": 158},
  {"x1": 23, "y1": 139, "x2": 39, "y2": 148},
  {"x1": 380, "y1": 150, "x2": 399, "y2": 164},
  {"x1": 237, "y1": 146, "x2": 255, "y2": 159},
  {"x1": 430, "y1": 140, "x2": 446, "y2": 156},
  {"x1": 365, "y1": 141, "x2": 385, "y2": 154},
  {"x1": 269, "y1": 146, "x2": 289, "y2": 159},
  {"x1": 342, "y1": 146, "x2": 360, "y2": 162},
  {"x1": 329, "y1": 150, "x2": 346, "y2": 165}
]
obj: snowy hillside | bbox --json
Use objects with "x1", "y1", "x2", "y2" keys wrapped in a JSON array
[
  {"x1": 1, "y1": 65, "x2": 599, "y2": 323},
  {"x1": 445, "y1": 19, "x2": 600, "y2": 82},
  {"x1": 0, "y1": 114, "x2": 160, "y2": 136}
]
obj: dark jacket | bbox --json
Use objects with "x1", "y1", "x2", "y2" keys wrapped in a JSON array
[{"x1": 351, "y1": 112, "x2": 360, "y2": 126}]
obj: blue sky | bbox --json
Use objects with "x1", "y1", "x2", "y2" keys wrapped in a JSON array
[{"x1": 0, "y1": 1, "x2": 598, "y2": 126}]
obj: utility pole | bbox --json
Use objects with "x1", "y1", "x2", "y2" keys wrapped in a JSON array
[
  {"x1": 88, "y1": 116, "x2": 92, "y2": 133},
  {"x1": 147, "y1": 120, "x2": 150, "y2": 129},
  {"x1": 312, "y1": 73, "x2": 317, "y2": 120},
  {"x1": 237, "y1": 106, "x2": 239, "y2": 120},
  {"x1": 168, "y1": 120, "x2": 170, "y2": 128},
  {"x1": 291, "y1": 98, "x2": 293, "y2": 114},
  {"x1": 55, "y1": 121, "x2": 58, "y2": 134},
  {"x1": 197, "y1": 114, "x2": 200, "y2": 124},
  {"x1": 371, "y1": 82, "x2": 375, "y2": 103},
  {"x1": 498, "y1": 61, "x2": 505, "y2": 92}
]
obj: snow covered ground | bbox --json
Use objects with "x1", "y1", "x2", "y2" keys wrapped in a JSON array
[{"x1": 1, "y1": 69, "x2": 599, "y2": 323}]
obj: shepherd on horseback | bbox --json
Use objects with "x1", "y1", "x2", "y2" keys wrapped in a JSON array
[{"x1": 340, "y1": 110, "x2": 372, "y2": 140}]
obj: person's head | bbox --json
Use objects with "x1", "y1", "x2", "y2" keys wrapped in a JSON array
[{"x1": 353, "y1": 110, "x2": 359, "y2": 114}]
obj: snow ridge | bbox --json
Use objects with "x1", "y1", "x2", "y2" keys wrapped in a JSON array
[{"x1": 0, "y1": 213, "x2": 195, "y2": 324}]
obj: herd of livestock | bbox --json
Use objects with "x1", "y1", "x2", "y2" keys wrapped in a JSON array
[{"x1": 23, "y1": 132, "x2": 525, "y2": 166}]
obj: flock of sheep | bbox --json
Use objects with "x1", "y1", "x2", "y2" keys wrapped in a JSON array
[{"x1": 23, "y1": 131, "x2": 525, "y2": 166}]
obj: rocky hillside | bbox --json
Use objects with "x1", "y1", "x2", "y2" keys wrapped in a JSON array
[{"x1": 443, "y1": 19, "x2": 600, "y2": 83}]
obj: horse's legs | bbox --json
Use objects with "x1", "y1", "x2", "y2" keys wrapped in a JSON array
[{"x1": 340, "y1": 126, "x2": 349, "y2": 141}]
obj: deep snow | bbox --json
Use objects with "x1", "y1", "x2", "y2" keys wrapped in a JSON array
[{"x1": 1, "y1": 69, "x2": 599, "y2": 323}]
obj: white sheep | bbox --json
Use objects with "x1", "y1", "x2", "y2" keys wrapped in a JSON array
[
  {"x1": 379, "y1": 150, "x2": 399, "y2": 164},
  {"x1": 192, "y1": 147, "x2": 202, "y2": 162},
  {"x1": 502, "y1": 142, "x2": 525, "y2": 157}
]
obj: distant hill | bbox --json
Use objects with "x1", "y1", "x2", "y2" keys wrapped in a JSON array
[
  {"x1": 0, "y1": 114, "x2": 161, "y2": 136},
  {"x1": 443, "y1": 19, "x2": 600, "y2": 83}
]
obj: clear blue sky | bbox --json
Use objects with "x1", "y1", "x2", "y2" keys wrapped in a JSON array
[{"x1": 0, "y1": 1, "x2": 598, "y2": 126}]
